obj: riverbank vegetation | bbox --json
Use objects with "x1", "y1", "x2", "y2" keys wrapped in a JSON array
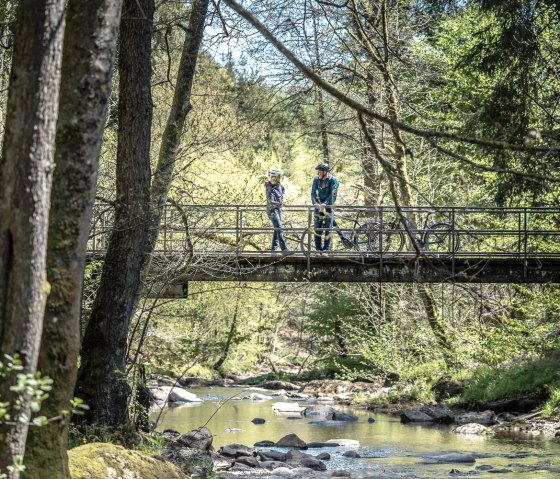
[{"x1": 1, "y1": 0, "x2": 559, "y2": 477}]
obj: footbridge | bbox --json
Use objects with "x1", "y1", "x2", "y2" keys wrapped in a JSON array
[{"x1": 87, "y1": 204, "x2": 560, "y2": 296}]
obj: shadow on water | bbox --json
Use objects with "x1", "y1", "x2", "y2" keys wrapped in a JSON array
[{"x1": 152, "y1": 387, "x2": 560, "y2": 479}]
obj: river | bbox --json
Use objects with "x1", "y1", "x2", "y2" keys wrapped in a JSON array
[{"x1": 153, "y1": 386, "x2": 560, "y2": 478}]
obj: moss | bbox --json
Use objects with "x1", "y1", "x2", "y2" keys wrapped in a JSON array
[{"x1": 68, "y1": 443, "x2": 186, "y2": 479}]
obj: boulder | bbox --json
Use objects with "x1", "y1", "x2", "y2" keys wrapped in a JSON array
[
  {"x1": 400, "y1": 409, "x2": 433, "y2": 423},
  {"x1": 262, "y1": 380, "x2": 300, "y2": 391},
  {"x1": 455, "y1": 410, "x2": 497, "y2": 425},
  {"x1": 219, "y1": 444, "x2": 255, "y2": 458},
  {"x1": 258, "y1": 450, "x2": 287, "y2": 462},
  {"x1": 68, "y1": 443, "x2": 184, "y2": 479},
  {"x1": 254, "y1": 440, "x2": 275, "y2": 447},
  {"x1": 455, "y1": 423, "x2": 488, "y2": 435},
  {"x1": 307, "y1": 442, "x2": 340, "y2": 448},
  {"x1": 302, "y1": 406, "x2": 358, "y2": 422},
  {"x1": 332, "y1": 410, "x2": 359, "y2": 422},
  {"x1": 419, "y1": 452, "x2": 476, "y2": 464},
  {"x1": 260, "y1": 461, "x2": 290, "y2": 470},
  {"x1": 272, "y1": 402, "x2": 305, "y2": 413},
  {"x1": 298, "y1": 457, "x2": 327, "y2": 471},
  {"x1": 275, "y1": 433, "x2": 308, "y2": 449},
  {"x1": 286, "y1": 392, "x2": 311, "y2": 399},
  {"x1": 150, "y1": 385, "x2": 203, "y2": 404},
  {"x1": 235, "y1": 456, "x2": 259, "y2": 468},
  {"x1": 316, "y1": 452, "x2": 331, "y2": 460},
  {"x1": 249, "y1": 392, "x2": 274, "y2": 400},
  {"x1": 286, "y1": 451, "x2": 326, "y2": 471},
  {"x1": 302, "y1": 406, "x2": 337, "y2": 418},
  {"x1": 342, "y1": 450, "x2": 361, "y2": 458},
  {"x1": 211, "y1": 453, "x2": 235, "y2": 471},
  {"x1": 178, "y1": 427, "x2": 213, "y2": 450},
  {"x1": 231, "y1": 463, "x2": 253, "y2": 471},
  {"x1": 420, "y1": 403, "x2": 455, "y2": 424}
]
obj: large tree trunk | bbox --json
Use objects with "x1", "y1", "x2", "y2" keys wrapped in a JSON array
[
  {"x1": 0, "y1": 0, "x2": 65, "y2": 474},
  {"x1": 23, "y1": 1, "x2": 122, "y2": 477},
  {"x1": 75, "y1": 0, "x2": 154, "y2": 427}
]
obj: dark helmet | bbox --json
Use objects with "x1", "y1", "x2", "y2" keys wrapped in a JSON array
[{"x1": 314, "y1": 163, "x2": 330, "y2": 172}]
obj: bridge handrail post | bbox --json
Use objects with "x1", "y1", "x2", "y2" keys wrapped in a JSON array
[
  {"x1": 379, "y1": 205, "x2": 384, "y2": 274},
  {"x1": 162, "y1": 203, "x2": 168, "y2": 254},
  {"x1": 523, "y1": 208, "x2": 528, "y2": 279},
  {"x1": 451, "y1": 207, "x2": 456, "y2": 278},
  {"x1": 236, "y1": 206, "x2": 241, "y2": 257},
  {"x1": 306, "y1": 205, "x2": 312, "y2": 274}
]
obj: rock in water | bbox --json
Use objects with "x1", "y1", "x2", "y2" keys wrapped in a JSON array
[
  {"x1": 178, "y1": 426, "x2": 213, "y2": 450},
  {"x1": 275, "y1": 433, "x2": 308, "y2": 449}
]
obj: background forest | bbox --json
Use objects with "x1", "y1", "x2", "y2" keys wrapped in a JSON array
[
  {"x1": 109, "y1": 0, "x2": 560, "y2": 387},
  {"x1": 0, "y1": 0, "x2": 559, "y2": 478}
]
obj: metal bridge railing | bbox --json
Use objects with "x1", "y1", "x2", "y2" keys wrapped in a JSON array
[{"x1": 86, "y1": 204, "x2": 560, "y2": 261}]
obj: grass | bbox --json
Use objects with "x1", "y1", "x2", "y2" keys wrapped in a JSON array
[
  {"x1": 461, "y1": 354, "x2": 560, "y2": 405},
  {"x1": 542, "y1": 388, "x2": 560, "y2": 417}
]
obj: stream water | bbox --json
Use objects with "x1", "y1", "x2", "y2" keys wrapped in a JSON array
[{"x1": 152, "y1": 386, "x2": 560, "y2": 479}]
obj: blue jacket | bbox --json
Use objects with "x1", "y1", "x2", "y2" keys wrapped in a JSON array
[
  {"x1": 311, "y1": 173, "x2": 339, "y2": 206},
  {"x1": 265, "y1": 181, "x2": 285, "y2": 210}
]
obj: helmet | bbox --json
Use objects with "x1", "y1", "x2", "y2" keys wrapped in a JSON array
[
  {"x1": 314, "y1": 163, "x2": 330, "y2": 172},
  {"x1": 268, "y1": 169, "x2": 284, "y2": 177}
]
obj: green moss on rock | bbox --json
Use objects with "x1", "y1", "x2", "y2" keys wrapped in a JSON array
[{"x1": 68, "y1": 443, "x2": 186, "y2": 479}]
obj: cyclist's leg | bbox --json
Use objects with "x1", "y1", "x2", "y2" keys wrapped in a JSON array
[
  {"x1": 323, "y1": 209, "x2": 334, "y2": 251},
  {"x1": 275, "y1": 209, "x2": 288, "y2": 251},
  {"x1": 314, "y1": 212, "x2": 324, "y2": 250},
  {"x1": 267, "y1": 210, "x2": 279, "y2": 250}
]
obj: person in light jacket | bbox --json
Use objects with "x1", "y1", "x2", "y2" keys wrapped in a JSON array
[{"x1": 266, "y1": 169, "x2": 288, "y2": 253}]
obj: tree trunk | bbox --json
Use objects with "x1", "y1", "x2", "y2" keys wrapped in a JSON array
[
  {"x1": 361, "y1": 0, "x2": 452, "y2": 360},
  {"x1": 146, "y1": 0, "x2": 209, "y2": 256},
  {"x1": 213, "y1": 292, "x2": 240, "y2": 370},
  {"x1": 0, "y1": 0, "x2": 65, "y2": 474},
  {"x1": 23, "y1": 1, "x2": 122, "y2": 477},
  {"x1": 75, "y1": 0, "x2": 154, "y2": 427}
]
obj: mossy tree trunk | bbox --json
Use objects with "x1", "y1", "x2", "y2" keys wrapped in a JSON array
[
  {"x1": 23, "y1": 1, "x2": 122, "y2": 477},
  {"x1": 0, "y1": 0, "x2": 65, "y2": 474},
  {"x1": 75, "y1": 0, "x2": 154, "y2": 427}
]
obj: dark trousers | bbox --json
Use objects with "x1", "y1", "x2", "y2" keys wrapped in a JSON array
[
  {"x1": 314, "y1": 209, "x2": 334, "y2": 251},
  {"x1": 268, "y1": 208, "x2": 287, "y2": 251}
]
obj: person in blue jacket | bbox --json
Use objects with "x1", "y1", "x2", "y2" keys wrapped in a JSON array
[
  {"x1": 266, "y1": 169, "x2": 288, "y2": 253},
  {"x1": 311, "y1": 163, "x2": 348, "y2": 252}
]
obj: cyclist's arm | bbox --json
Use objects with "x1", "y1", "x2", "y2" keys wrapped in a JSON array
[
  {"x1": 310, "y1": 176, "x2": 319, "y2": 205},
  {"x1": 324, "y1": 176, "x2": 339, "y2": 206}
]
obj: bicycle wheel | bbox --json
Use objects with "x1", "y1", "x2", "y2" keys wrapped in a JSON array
[
  {"x1": 423, "y1": 222, "x2": 460, "y2": 257},
  {"x1": 355, "y1": 221, "x2": 404, "y2": 257},
  {"x1": 299, "y1": 227, "x2": 314, "y2": 258}
]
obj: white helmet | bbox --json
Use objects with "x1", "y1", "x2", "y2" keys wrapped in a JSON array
[{"x1": 268, "y1": 169, "x2": 284, "y2": 177}]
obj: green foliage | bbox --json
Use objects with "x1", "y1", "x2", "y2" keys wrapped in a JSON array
[
  {"x1": 462, "y1": 353, "x2": 560, "y2": 404},
  {"x1": 542, "y1": 388, "x2": 560, "y2": 418},
  {"x1": 0, "y1": 355, "x2": 54, "y2": 477}
]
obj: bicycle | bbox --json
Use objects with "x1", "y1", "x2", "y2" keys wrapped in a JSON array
[
  {"x1": 298, "y1": 207, "x2": 403, "y2": 256},
  {"x1": 371, "y1": 211, "x2": 460, "y2": 257}
]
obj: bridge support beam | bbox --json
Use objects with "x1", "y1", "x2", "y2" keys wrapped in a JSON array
[{"x1": 149, "y1": 257, "x2": 560, "y2": 297}]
